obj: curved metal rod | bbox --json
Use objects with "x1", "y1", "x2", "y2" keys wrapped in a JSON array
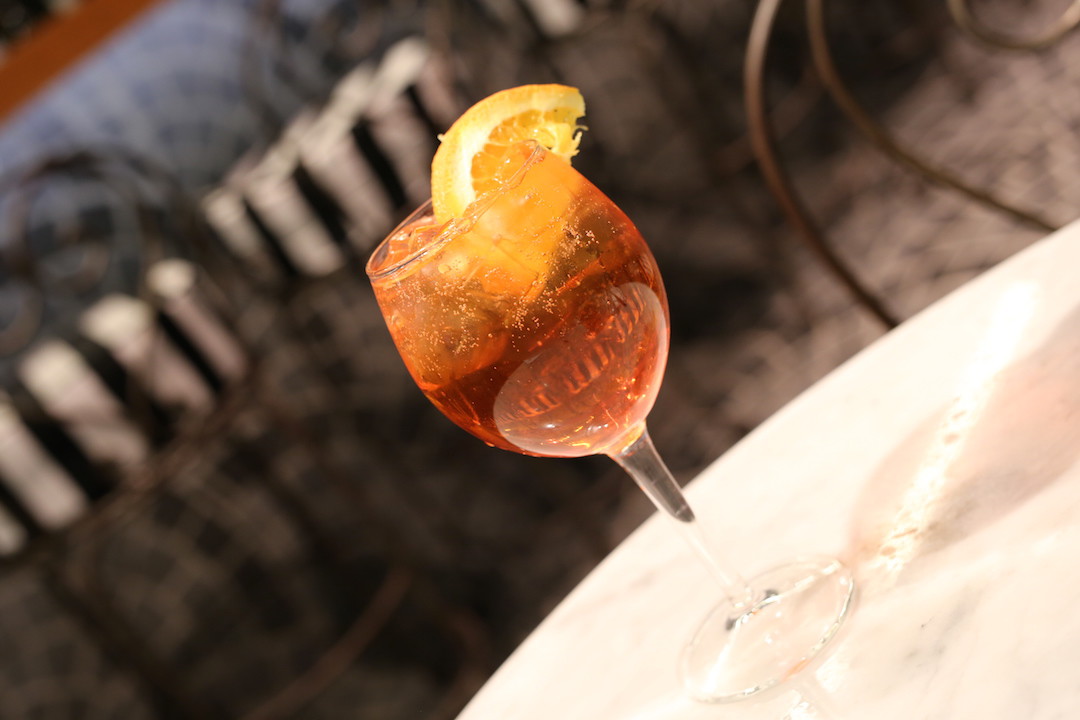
[
  {"x1": 806, "y1": 0, "x2": 1058, "y2": 234},
  {"x1": 745, "y1": 0, "x2": 900, "y2": 328},
  {"x1": 4, "y1": 170, "x2": 111, "y2": 293},
  {"x1": 716, "y1": 63, "x2": 822, "y2": 177},
  {"x1": 0, "y1": 279, "x2": 43, "y2": 356},
  {"x1": 948, "y1": 0, "x2": 1080, "y2": 51},
  {"x1": 241, "y1": 566, "x2": 413, "y2": 720},
  {"x1": 0, "y1": 147, "x2": 223, "y2": 360}
]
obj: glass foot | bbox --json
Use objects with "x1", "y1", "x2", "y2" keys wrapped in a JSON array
[{"x1": 681, "y1": 557, "x2": 855, "y2": 703}]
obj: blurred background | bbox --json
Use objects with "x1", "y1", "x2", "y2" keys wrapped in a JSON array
[{"x1": 0, "y1": 0, "x2": 1077, "y2": 717}]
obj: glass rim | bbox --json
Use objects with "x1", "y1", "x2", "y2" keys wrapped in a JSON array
[{"x1": 365, "y1": 142, "x2": 549, "y2": 281}]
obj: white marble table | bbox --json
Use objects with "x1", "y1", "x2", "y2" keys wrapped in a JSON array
[{"x1": 456, "y1": 219, "x2": 1080, "y2": 719}]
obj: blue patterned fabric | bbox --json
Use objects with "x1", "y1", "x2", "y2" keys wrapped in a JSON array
[
  {"x1": 0, "y1": 0, "x2": 422, "y2": 363},
  {"x1": 0, "y1": 0, "x2": 399, "y2": 191}
]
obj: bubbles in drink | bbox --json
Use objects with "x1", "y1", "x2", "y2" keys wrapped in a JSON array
[{"x1": 369, "y1": 147, "x2": 668, "y2": 456}]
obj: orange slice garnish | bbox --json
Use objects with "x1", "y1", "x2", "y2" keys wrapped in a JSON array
[{"x1": 430, "y1": 84, "x2": 585, "y2": 224}]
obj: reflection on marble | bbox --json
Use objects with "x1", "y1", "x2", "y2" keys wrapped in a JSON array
[{"x1": 455, "y1": 221, "x2": 1080, "y2": 720}]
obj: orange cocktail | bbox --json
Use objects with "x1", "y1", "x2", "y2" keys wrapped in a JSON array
[
  {"x1": 367, "y1": 85, "x2": 854, "y2": 704},
  {"x1": 367, "y1": 143, "x2": 669, "y2": 457}
]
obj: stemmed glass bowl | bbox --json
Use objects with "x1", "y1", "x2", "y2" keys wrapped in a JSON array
[{"x1": 366, "y1": 141, "x2": 854, "y2": 703}]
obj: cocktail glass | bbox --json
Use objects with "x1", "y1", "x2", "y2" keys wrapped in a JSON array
[{"x1": 366, "y1": 142, "x2": 854, "y2": 703}]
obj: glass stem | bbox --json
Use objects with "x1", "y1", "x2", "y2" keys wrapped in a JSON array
[{"x1": 609, "y1": 428, "x2": 755, "y2": 612}]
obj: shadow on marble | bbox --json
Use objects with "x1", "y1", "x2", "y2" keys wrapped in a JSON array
[{"x1": 848, "y1": 292, "x2": 1080, "y2": 592}]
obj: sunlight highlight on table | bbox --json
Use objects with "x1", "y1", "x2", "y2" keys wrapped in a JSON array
[{"x1": 872, "y1": 281, "x2": 1040, "y2": 579}]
